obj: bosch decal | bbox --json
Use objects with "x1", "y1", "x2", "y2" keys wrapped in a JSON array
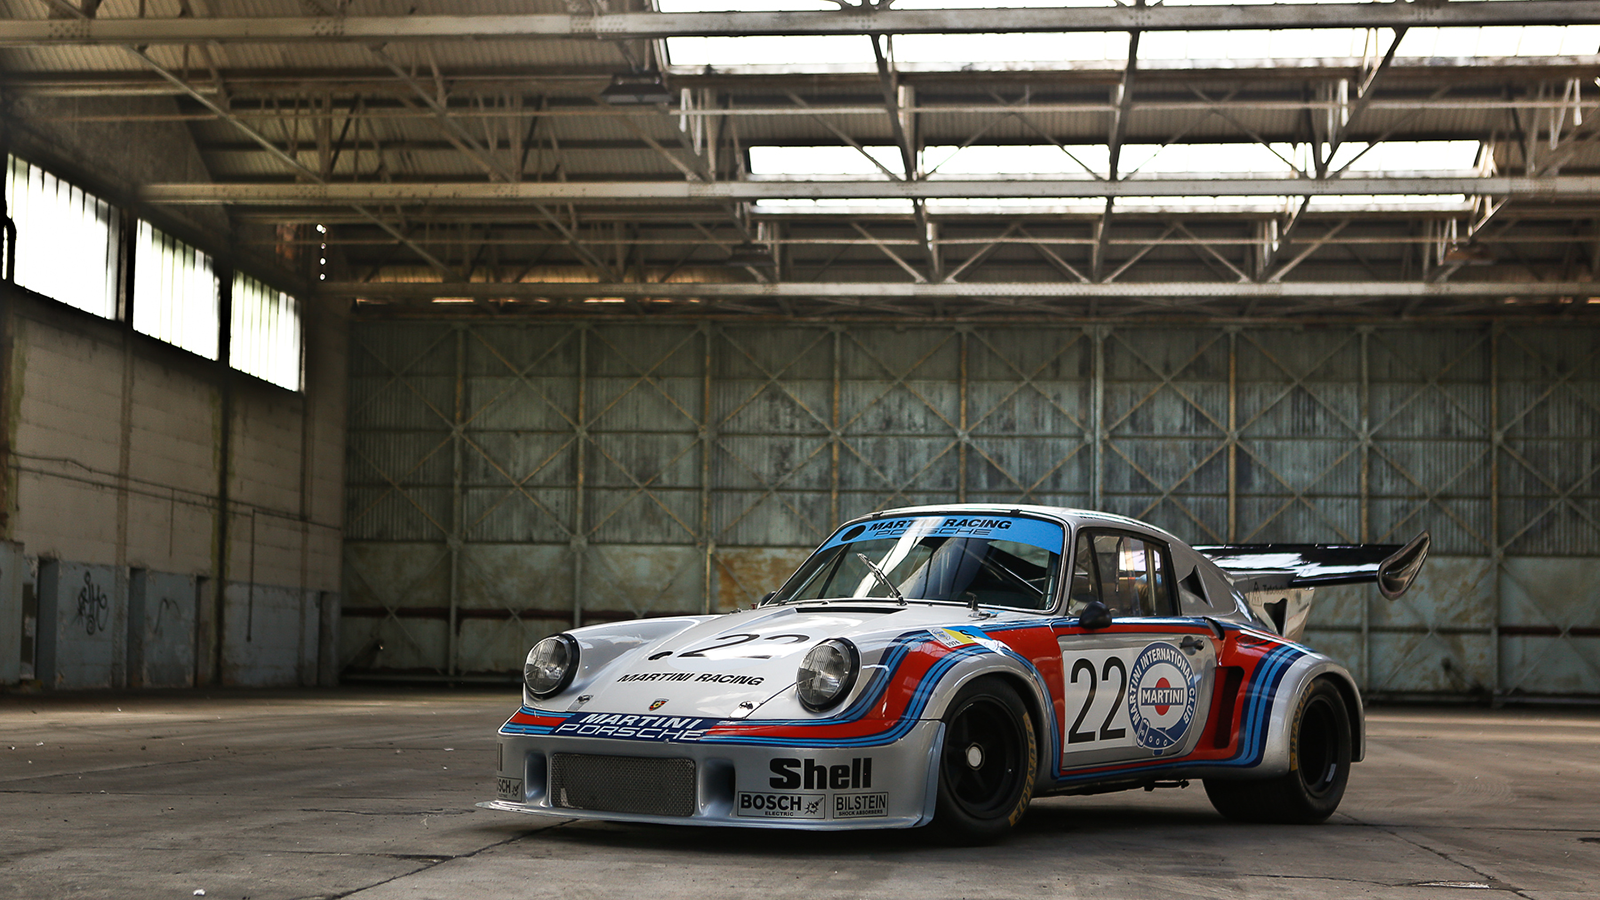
[
  {"x1": 1127, "y1": 642, "x2": 1198, "y2": 751},
  {"x1": 832, "y1": 792, "x2": 889, "y2": 819},
  {"x1": 736, "y1": 792, "x2": 825, "y2": 819},
  {"x1": 768, "y1": 757, "x2": 874, "y2": 791},
  {"x1": 496, "y1": 777, "x2": 523, "y2": 801},
  {"x1": 552, "y1": 712, "x2": 718, "y2": 742}
]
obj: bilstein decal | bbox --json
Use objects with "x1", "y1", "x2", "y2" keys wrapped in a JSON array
[{"x1": 833, "y1": 792, "x2": 889, "y2": 819}]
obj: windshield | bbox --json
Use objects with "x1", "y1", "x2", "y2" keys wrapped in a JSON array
[{"x1": 771, "y1": 515, "x2": 1064, "y2": 611}]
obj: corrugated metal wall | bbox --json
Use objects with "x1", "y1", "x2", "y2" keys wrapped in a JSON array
[{"x1": 343, "y1": 321, "x2": 1599, "y2": 698}]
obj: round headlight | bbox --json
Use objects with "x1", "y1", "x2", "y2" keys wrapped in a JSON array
[
  {"x1": 797, "y1": 639, "x2": 860, "y2": 712},
  {"x1": 524, "y1": 634, "x2": 579, "y2": 699}
]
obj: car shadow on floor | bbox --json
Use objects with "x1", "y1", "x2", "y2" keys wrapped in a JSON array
[{"x1": 472, "y1": 800, "x2": 1229, "y2": 857}]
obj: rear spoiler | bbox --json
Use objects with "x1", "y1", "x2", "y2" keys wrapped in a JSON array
[{"x1": 1193, "y1": 531, "x2": 1430, "y2": 600}]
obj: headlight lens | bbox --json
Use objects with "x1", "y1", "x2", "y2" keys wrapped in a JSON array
[
  {"x1": 524, "y1": 634, "x2": 579, "y2": 698},
  {"x1": 797, "y1": 639, "x2": 860, "y2": 712}
]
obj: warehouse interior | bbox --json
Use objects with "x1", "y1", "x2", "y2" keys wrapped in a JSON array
[{"x1": 0, "y1": 0, "x2": 1597, "y2": 701}]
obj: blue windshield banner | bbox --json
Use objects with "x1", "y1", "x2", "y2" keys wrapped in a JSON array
[{"x1": 820, "y1": 515, "x2": 1065, "y2": 555}]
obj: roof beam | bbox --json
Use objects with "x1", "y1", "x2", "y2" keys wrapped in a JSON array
[
  {"x1": 7, "y1": 4, "x2": 1600, "y2": 45},
  {"x1": 321, "y1": 279, "x2": 1599, "y2": 302},
  {"x1": 140, "y1": 175, "x2": 1600, "y2": 204},
  {"x1": 122, "y1": 46, "x2": 458, "y2": 278}
]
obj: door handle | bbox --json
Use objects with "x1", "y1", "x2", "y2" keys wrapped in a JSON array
[{"x1": 1179, "y1": 635, "x2": 1206, "y2": 654}]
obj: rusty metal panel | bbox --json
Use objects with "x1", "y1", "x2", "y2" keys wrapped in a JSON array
[
  {"x1": 836, "y1": 327, "x2": 963, "y2": 517},
  {"x1": 1368, "y1": 328, "x2": 1493, "y2": 555},
  {"x1": 1497, "y1": 328, "x2": 1600, "y2": 557},
  {"x1": 711, "y1": 324, "x2": 834, "y2": 548},
  {"x1": 1232, "y1": 329, "x2": 1364, "y2": 544},
  {"x1": 584, "y1": 324, "x2": 704, "y2": 546},
  {"x1": 343, "y1": 319, "x2": 1600, "y2": 697},
  {"x1": 1372, "y1": 556, "x2": 1495, "y2": 695},
  {"x1": 1500, "y1": 557, "x2": 1600, "y2": 695},
  {"x1": 713, "y1": 547, "x2": 814, "y2": 612},
  {"x1": 581, "y1": 545, "x2": 704, "y2": 617},
  {"x1": 964, "y1": 327, "x2": 1094, "y2": 508},
  {"x1": 1100, "y1": 327, "x2": 1231, "y2": 541}
]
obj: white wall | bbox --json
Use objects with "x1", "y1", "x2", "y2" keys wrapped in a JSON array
[{"x1": 0, "y1": 284, "x2": 347, "y2": 688}]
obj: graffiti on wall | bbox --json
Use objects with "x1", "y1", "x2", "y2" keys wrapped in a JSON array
[{"x1": 74, "y1": 571, "x2": 108, "y2": 636}]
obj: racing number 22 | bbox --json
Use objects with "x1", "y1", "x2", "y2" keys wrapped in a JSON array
[
  {"x1": 679, "y1": 633, "x2": 810, "y2": 659},
  {"x1": 1067, "y1": 656, "x2": 1128, "y2": 744}
]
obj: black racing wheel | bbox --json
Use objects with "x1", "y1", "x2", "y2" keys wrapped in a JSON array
[
  {"x1": 932, "y1": 677, "x2": 1037, "y2": 842},
  {"x1": 1204, "y1": 678, "x2": 1353, "y2": 824}
]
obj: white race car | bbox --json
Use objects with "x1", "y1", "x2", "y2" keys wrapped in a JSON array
[{"x1": 482, "y1": 505, "x2": 1428, "y2": 840}]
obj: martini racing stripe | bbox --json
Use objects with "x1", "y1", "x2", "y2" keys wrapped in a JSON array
[
  {"x1": 502, "y1": 709, "x2": 577, "y2": 735},
  {"x1": 500, "y1": 621, "x2": 1303, "y2": 778},
  {"x1": 708, "y1": 639, "x2": 993, "y2": 747}
]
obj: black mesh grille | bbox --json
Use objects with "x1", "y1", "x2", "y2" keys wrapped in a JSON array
[{"x1": 549, "y1": 754, "x2": 697, "y2": 817}]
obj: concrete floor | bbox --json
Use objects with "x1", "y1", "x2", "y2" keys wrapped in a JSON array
[{"x1": 1, "y1": 690, "x2": 1596, "y2": 900}]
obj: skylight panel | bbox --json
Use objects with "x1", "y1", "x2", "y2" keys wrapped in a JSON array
[
  {"x1": 667, "y1": 35, "x2": 874, "y2": 68},
  {"x1": 750, "y1": 146, "x2": 901, "y2": 177},
  {"x1": 1328, "y1": 140, "x2": 1482, "y2": 174},
  {"x1": 659, "y1": 0, "x2": 1600, "y2": 70},
  {"x1": 894, "y1": 32, "x2": 1128, "y2": 65},
  {"x1": 924, "y1": 145, "x2": 1105, "y2": 178},
  {"x1": 1140, "y1": 28, "x2": 1373, "y2": 60},
  {"x1": 1397, "y1": 26, "x2": 1600, "y2": 58},
  {"x1": 756, "y1": 141, "x2": 1485, "y2": 182}
]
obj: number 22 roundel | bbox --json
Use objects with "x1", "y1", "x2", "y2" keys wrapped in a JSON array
[{"x1": 1059, "y1": 642, "x2": 1199, "y2": 757}]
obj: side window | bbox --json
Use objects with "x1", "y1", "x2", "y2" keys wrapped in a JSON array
[
  {"x1": 1128, "y1": 537, "x2": 1176, "y2": 616},
  {"x1": 1070, "y1": 530, "x2": 1178, "y2": 617},
  {"x1": 1096, "y1": 533, "x2": 1145, "y2": 615}
]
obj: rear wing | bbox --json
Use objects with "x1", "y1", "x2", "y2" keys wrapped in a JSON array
[{"x1": 1194, "y1": 531, "x2": 1430, "y2": 600}]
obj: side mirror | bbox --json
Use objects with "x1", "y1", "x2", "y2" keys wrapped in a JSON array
[{"x1": 1078, "y1": 600, "x2": 1113, "y2": 630}]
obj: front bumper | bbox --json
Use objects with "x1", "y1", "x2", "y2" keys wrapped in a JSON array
[{"x1": 480, "y1": 716, "x2": 944, "y2": 830}]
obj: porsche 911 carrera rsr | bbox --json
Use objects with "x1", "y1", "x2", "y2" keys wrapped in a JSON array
[{"x1": 481, "y1": 505, "x2": 1428, "y2": 840}]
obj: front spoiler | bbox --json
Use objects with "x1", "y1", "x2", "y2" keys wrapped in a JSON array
[{"x1": 485, "y1": 719, "x2": 944, "y2": 831}]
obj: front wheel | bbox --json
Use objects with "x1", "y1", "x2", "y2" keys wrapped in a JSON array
[
  {"x1": 931, "y1": 677, "x2": 1037, "y2": 842},
  {"x1": 1204, "y1": 678, "x2": 1352, "y2": 824}
]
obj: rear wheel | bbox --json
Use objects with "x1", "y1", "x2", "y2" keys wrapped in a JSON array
[
  {"x1": 931, "y1": 677, "x2": 1036, "y2": 842},
  {"x1": 1205, "y1": 678, "x2": 1352, "y2": 824}
]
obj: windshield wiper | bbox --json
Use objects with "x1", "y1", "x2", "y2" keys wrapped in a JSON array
[
  {"x1": 954, "y1": 542, "x2": 1045, "y2": 598},
  {"x1": 855, "y1": 553, "x2": 907, "y2": 605}
]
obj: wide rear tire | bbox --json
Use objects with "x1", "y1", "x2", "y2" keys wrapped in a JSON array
[
  {"x1": 1204, "y1": 678, "x2": 1352, "y2": 824},
  {"x1": 931, "y1": 677, "x2": 1037, "y2": 843}
]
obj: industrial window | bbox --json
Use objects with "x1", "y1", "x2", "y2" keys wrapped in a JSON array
[
  {"x1": 133, "y1": 221, "x2": 220, "y2": 360},
  {"x1": 230, "y1": 273, "x2": 302, "y2": 392},
  {"x1": 3, "y1": 154, "x2": 121, "y2": 319}
]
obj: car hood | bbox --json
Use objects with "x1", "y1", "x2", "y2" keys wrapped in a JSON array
[{"x1": 567, "y1": 601, "x2": 1023, "y2": 720}]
